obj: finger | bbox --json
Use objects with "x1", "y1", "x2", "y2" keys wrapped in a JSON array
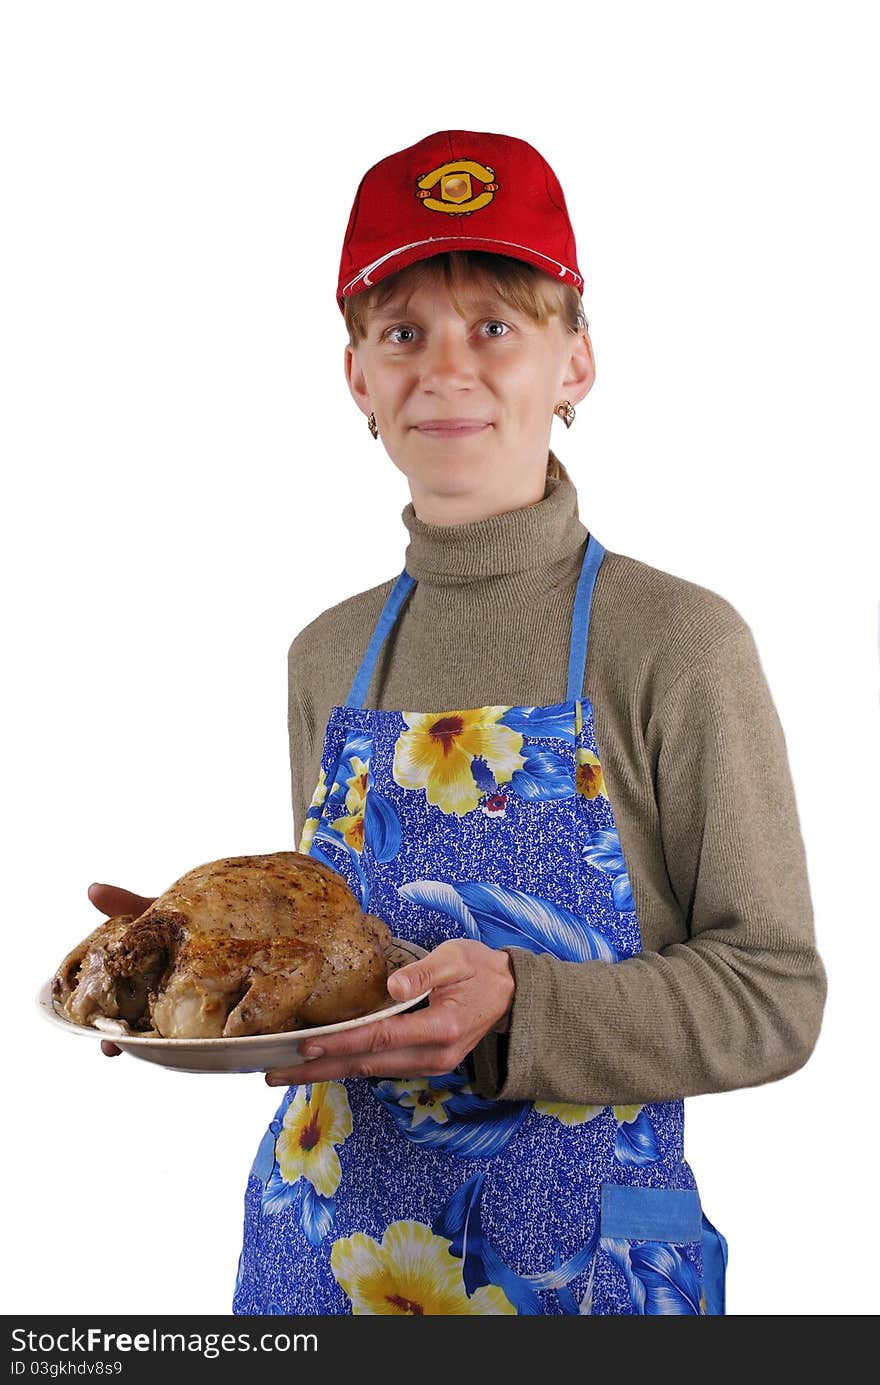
[
  {"x1": 265, "y1": 1043, "x2": 458, "y2": 1085},
  {"x1": 298, "y1": 1000, "x2": 457, "y2": 1062},
  {"x1": 100, "y1": 1041, "x2": 122, "y2": 1057},
  {"x1": 386, "y1": 942, "x2": 472, "y2": 1000},
  {"x1": 265, "y1": 1000, "x2": 463, "y2": 1085},
  {"x1": 88, "y1": 883, "x2": 156, "y2": 919}
]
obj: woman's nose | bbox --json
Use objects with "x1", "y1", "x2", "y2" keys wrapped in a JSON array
[{"x1": 420, "y1": 332, "x2": 476, "y2": 390}]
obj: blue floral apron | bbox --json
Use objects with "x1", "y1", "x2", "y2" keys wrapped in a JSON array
[{"x1": 233, "y1": 534, "x2": 728, "y2": 1315}]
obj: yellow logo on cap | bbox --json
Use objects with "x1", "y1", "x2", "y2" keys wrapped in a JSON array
[{"x1": 416, "y1": 160, "x2": 499, "y2": 215}]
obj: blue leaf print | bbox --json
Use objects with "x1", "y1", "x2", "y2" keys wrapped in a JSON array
[
  {"x1": 518, "y1": 1228, "x2": 600, "y2": 1292},
  {"x1": 313, "y1": 805, "x2": 346, "y2": 843},
  {"x1": 311, "y1": 837, "x2": 370, "y2": 910},
  {"x1": 611, "y1": 871, "x2": 635, "y2": 912},
  {"x1": 300, "y1": 1183, "x2": 336, "y2": 1247},
  {"x1": 432, "y1": 1072, "x2": 526, "y2": 1126},
  {"x1": 318, "y1": 789, "x2": 342, "y2": 818},
  {"x1": 510, "y1": 750, "x2": 575, "y2": 802},
  {"x1": 583, "y1": 828, "x2": 634, "y2": 913},
  {"x1": 353, "y1": 858, "x2": 370, "y2": 910},
  {"x1": 399, "y1": 879, "x2": 620, "y2": 962},
  {"x1": 551, "y1": 1247, "x2": 592, "y2": 1316},
  {"x1": 319, "y1": 786, "x2": 356, "y2": 825},
  {"x1": 338, "y1": 733, "x2": 372, "y2": 768},
  {"x1": 583, "y1": 828, "x2": 626, "y2": 874},
  {"x1": 630, "y1": 1243, "x2": 702, "y2": 1315},
  {"x1": 480, "y1": 1225, "x2": 600, "y2": 1314},
  {"x1": 459, "y1": 881, "x2": 620, "y2": 960},
  {"x1": 480, "y1": 1241, "x2": 542, "y2": 1315},
  {"x1": 470, "y1": 757, "x2": 498, "y2": 793},
  {"x1": 600, "y1": 1237, "x2": 641, "y2": 1308},
  {"x1": 251, "y1": 1126, "x2": 277, "y2": 1183},
  {"x1": 371, "y1": 1087, "x2": 531, "y2": 1157},
  {"x1": 364, "y1": 788, "x2": 402, "y2": 863},
  {"x1": 430, "y1": 1171, "x2": 604, "y2": 1315},
  {"x1": 397, "y1": 880, "x2": 481, "y2": 940},
  {"x1": 309, "y1": 838, "x2": 347, "y2": 874},
  {"x1": 555, "y1": 1274, "x2": 580, "y2": 1315},
  {"x1": 261, "y1": 1163, "x2": 302, "y2": 1217},
  {"x1": 602, "y1": 1238, "x2": 701, "y2": 1315},
  {"x1": 432, "y1": 1174, "x2": 602, "y2": 1315},
  {"x1": 443, "y1": 1088, "x2": 520, "y2": 1120},
  {"x1": 374, "y1": 1069, "x2": 469, "y2": 1100},
  {"x1": 432, "y1": 1174, "x2": 491, "y2": 1296},
  {"x1": 614, "y1": 1110, "x2": 659, "y2": 1166},
  {"x1": 499, "y1": 705, "x2": 576, "y2": 742},
  {"x1": 578, "y1": 1244, "x2": 599, "y2": 1314}
]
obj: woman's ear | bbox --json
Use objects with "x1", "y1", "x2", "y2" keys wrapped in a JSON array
[
  {"x1": 344, "y1": 343, "x2": 372, "y2": 418},
  {"x1": 561, "y1": 330, "x2": 596, "y2": 407}
]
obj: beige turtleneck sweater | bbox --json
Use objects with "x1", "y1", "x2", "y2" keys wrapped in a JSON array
[{"x1": 287, "y1": 457, "x2": 826, "y2": 1105}]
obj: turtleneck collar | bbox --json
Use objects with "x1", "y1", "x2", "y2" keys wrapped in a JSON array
[{"x1": 401, "y1": 453, "x2": 588, "y2": 586}]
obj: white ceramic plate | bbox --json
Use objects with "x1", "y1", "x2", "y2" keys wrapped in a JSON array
[{"x1": 37, "y1": 938, "x2": 430, "y2": 1074}]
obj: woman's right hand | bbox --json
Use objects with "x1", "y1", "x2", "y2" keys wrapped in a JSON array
[{"x1": 87, "y1": 882, "x2": 157, "y2": 1057}]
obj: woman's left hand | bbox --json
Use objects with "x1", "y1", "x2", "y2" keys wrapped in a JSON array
[{"x1": 264, "y1": 938, "x2": 514, "y2": 1085}]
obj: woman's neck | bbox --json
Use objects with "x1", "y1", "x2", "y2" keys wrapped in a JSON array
[
  {"x1": 400, "y1": 452, "x2": 587, "y2": 591},
  {"x1": 407, "y1": 459, "x2": 549, "y2": 527}
]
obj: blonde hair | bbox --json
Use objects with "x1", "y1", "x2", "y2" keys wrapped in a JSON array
[{"x1": 343, "y1": 251, "x2": 588, "y2": 482}]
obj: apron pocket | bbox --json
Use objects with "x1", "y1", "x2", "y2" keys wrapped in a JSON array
[
  {"x1": 597, "y1": 1182, "x2": 726, "y2": 1315},
  {"x1": 601, "y1": 1182, "x2": 703, "y2": 1241}
]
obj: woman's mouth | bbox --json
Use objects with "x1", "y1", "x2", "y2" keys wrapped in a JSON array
[{"x1": 413, "y1": 420, "x2": 491, "y2": 437}]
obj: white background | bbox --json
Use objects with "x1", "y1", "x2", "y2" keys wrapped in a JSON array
[{"x1": 4, "y1": 0, "x2": 877, "y2": 1316}]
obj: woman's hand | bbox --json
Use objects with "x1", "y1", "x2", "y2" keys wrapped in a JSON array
[
  {"x1": 264, "y1": 938, "x2": 514, "y2": 1086},
  {"x1": 87, "y1": 882, "x2": 157, "y2": 1057}
]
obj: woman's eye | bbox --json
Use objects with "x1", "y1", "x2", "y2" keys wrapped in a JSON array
[{"x1": 385, "y1": 320, "x2": 509, "y2": 344}]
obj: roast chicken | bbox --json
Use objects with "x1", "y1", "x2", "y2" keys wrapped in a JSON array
[{"x1": 52, "y1": 852, "x2": 393, "y2": 1038}]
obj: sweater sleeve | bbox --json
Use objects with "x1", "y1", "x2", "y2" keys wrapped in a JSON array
[{"x1": 469, "y1": 624, "x2": 828, "y2": 1105}]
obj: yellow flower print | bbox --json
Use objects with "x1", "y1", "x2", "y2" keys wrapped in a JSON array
[
  {"x1": 298, "y1": 767, "x2": 342, "y2": 852},
  {"x1": 533, "y1": 1101, "x2": 606, "y2": 1126},
  {"x1": 298, "y1": 816, "x2": 319, "y2": 853},
  {"x1": 330, "y1": 1221, "x2": 516, "y2": 1315},
  {"x1": 307, "y1": 767, "x2": 329, "y2": 812},
  {"x1": 329, "y1": 806, "x2": 365, "y2": 853},
  {"x1": 533, "y1": 1102, "x2": 644, "y2": 1128},
  {"x1": 275, "y1": 1082, "x2": 353, "y2": 1198},
  {"x1": 576, "y1": 748, "x2": 606, "y2": 799},
  {"x1": 344, "y1": 756, "x2": 369, "y2": 813},
  {"x1": 323, "y1": 755, "x2": 371, "y2": 851},
  {"x1": 388, "y1": 1079, "x2": 455, "y2": 1128},
  {"x1": 612, "y1": 1104, "x2": 642, "y2": 1125},
  {"x1": 393, "y1": 707, "x2": 525, "y2": 817}
]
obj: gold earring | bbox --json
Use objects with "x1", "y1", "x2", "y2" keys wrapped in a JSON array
[
  {"x1": 367, "y1": 411, "x2": 378, "y2": 439},
  {"x1": 553, "y1": 400, "x2": 576, "y2": 429}
]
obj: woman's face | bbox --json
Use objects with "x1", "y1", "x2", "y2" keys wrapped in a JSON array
[{"x1": 344, "y1": 269, "x2": 595, "y2": 521}]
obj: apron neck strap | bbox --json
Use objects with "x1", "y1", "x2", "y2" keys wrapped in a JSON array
[
  {"x1": 345, "y1": 570, "x2": 416, "y2": 708},
  {"x1": 344, "y1": 535, "x2": 605, "y2": 709},
  {"x1": 566, "y1": 534, "x2": 605, "y2": 701}
]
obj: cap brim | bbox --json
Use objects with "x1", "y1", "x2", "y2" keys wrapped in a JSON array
[{"x1": 338, "y1": 236, "x2": 583, "y2": 312}]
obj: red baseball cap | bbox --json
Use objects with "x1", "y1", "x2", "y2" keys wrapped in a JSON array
[{"x1": 336, "y1": 129, "x2": 584, "y2": 314}]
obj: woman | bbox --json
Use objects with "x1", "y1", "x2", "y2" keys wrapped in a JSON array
[{"x1": 98, "y1": 129, "x2": 827, "y2": 1315}]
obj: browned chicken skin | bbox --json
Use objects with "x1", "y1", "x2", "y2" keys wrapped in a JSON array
[{"x1": 53, "y1": 852, "x2": 393, "y2": 1038}]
